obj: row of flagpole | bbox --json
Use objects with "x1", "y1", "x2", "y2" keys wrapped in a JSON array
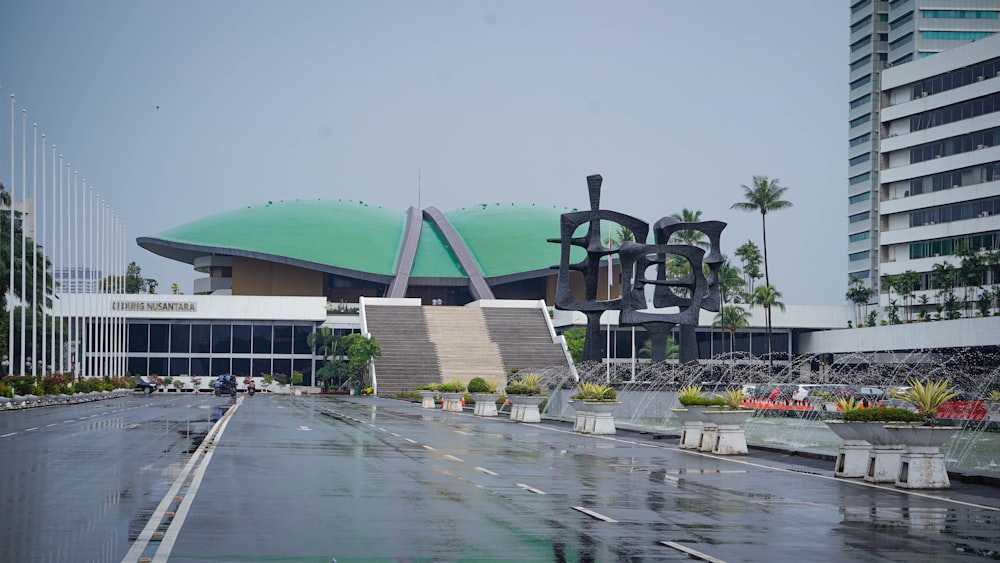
[{"x1": 2, "y1": 85, "x2": 128, "y2": 379}]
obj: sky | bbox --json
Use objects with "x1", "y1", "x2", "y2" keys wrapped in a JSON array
[{"x1": 0, "y1": 1, "x2": 849, "y2": 305}]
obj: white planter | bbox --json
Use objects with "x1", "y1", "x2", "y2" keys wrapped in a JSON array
[
  {"x1": 507, "y1": 395, "x2": 545, "y2": 423},
  {"x1": 441, "y1": 392, "x2": 465, "y2": 412},
  {"x1": 824, "y1": 421, "x2": 873, "y2": 478},
  {"x1": 472, "y1": 393, "x2": 499, "y2": 417},
  {"x1": 569, "y1": 401, "x2": 620, "y2": 435},
  {"x1": 884, "y1": 424, "x2": 960, "y2": 489},
  {"x1": 418, "y1": 390, "x2": 438, "y2": 409},
  {"x1": 849, "y1": 422, "x2": 905, "y2": 483},
  {"x1": 672, "y1": 407, "x2": 707, "y2": 449},
  {"x1": 701, "y1": 409, "x2": 754, "y2": 455}
]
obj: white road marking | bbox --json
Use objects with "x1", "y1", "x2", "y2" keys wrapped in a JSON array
[
  {"x1": 404, "y1": 438, "x2": 417, "y2": 443},
  {"x1": 442, "y1": 454, "x2": 463, "y2": 462},
  {"x1": 572, "y1": 506, "x2": 616, "y2": 522},
  {"x1": 422, "y1": 445, "x2": 436, "y2": 451},
  {"x1": 297, "y1": 425, "x2": 312, "y2": 431},
  {"x1": 389, "y1": 432, "x2": 400, "y2": 437},
  {"x1": 454, "y1": 430, "x2": 472, "y2": 435},
  {"x1": 26, "y1": 427, "x2": 39, "y2": 432},
  {"x1": 46, "y1": 423, "x2": 58, "y2": 427},
  {"x1": 660, "y1": 541, "x2": 728, "y2": 563},
  {"x1": 475, "y1": 467, "x2": 498, "y2": 476},
  {"x1": 1, "y1": 432, "x2": 15, "y2": 438},
  {"x1": 517, "y1": 483, "x2": 547, "y2": 495}
]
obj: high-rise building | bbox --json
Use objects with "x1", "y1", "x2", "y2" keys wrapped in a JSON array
[
  {"x1": 878, "y1": 34, "x2": 1000, "y2": 319},
  {"x1": 847, "y1": 1, "x2": 1000, "y2": 301}
]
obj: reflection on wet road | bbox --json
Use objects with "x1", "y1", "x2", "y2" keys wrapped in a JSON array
[{"x1": 4, "y1": 394, "x2": 1000, "y2": 562}]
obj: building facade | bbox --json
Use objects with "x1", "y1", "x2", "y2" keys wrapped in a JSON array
[
  {"x1": 847, "y1": 0, "x2": 1000, "y2": 294},
  {"x1": 878, "y1": 33, "x2": 1000, "y2": 317}
]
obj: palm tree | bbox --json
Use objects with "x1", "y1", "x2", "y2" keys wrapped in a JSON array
[
  {"x1": 734, "y1": 240, "x2": 762, "y2": 297},
  {"x1": 669, "y1": 208, "x2": 707, "y2": 248},
  {"x1": 718, "y1": 258, "x2": 745, "y2": 305},
  {"x1": 731, "y1": 176, "x2": 793, "y2": 297},
  {"x1": 750, "y1": 284, "x2": 786, "y2": 368},
  {"x1": 712, "y1": 305, "x2": 750, "y2": 361},
  {"x1": 846, "y1": 275, "x2": 875, "y2": 326},
  {"x1": 638, "y1": 335, "x2": 679, "y2": 360},
  {"x1": 614, "y1": 225, "x2": 635, "y2": 245},
  {"x1": 307, "y1": 327, "x2": 341, "y2": 389}
]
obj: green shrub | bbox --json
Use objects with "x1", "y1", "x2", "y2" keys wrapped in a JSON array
[
  {"x1": 395, "y1": 391, "x2": 421, "y2": 401},
  {"x1": 677, "y1": 385, "x2": 703, "y2": 406},
  {"x1": 467, "y1": 377, "x2": 497, "y2": 393},
  {"x1": 436, "y1": 380, "x2": 466, "y2": 393},
  {"x1": 842, "y1": 407, "x2": 924, "y2": 423},
  {"x1": 572, "y1": 382, "x2": 616, "y2": 401},
  {"x1": 416, "y1": 383, "x2": 438, "y2": 391}
]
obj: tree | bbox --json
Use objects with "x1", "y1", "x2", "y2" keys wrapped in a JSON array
[
  {"x1": 712, "y1": 305, "x2": 750, "y2": 361},
  {"x1": 731, "y1": 176, "x2": 793, "y2": 300},
  {"x1": 563, "y1": 327, "x2": 586, "y2": 363},
  {"x1": 749, "y1": 284, "x2": 786, "y2": 367},
  {"x1": 717, "y1": 258, "x2": 745, "y2": 305},
  {"x1": 734, "y1": 240, "x2": 762, "y2": 297},
  {"x1": 956, "y1": 243, "x2": 986, "y2": 318},
  {"x1": 638, "y1": 334, "x2": 679, "y2": 360},
  {"x1": 102, "y1": 261, "x2": 158, "y2": 294},
  {"x1": 931, "y1": 261, "x2": 960, "y2": 319},
  {"x1": 308, "y1": 327, "x2": 344, "y2": 391},
  {"x1": 614, "y1": 225, "x2": 635, "y2": 245},
  {"x1": 846, "y1": 275, "x2": 875, "y2": 326},
  {"x1": 669, "y1": 208, "x2": 707, "y2": 248},
  {"x1": 0, "y1": 183, "x2": 55, "y2": 313},
  {"x1": 342, "y1": 333, "x2": 381, "y2": 386}
]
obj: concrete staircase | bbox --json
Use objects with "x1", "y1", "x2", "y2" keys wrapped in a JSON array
[
  {"x1": 482, "y1": 307, "x2": 570, "y2": 374},
  {"x1": 365, "y1": 305, "x2": 439, "y2": 396},
  {"x1": 424, "y1": 307, "x2": 506, "y2": 389},
  {"x1": 364, "y1": 303, "x2": 572, "y2": 396}
]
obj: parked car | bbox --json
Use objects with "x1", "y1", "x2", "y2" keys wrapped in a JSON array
[{"x1": 134, "y1": 377, "x2": 156, "y2": 394}]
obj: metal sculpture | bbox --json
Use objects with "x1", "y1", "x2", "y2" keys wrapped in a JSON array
[{"x1": 551, "y1": 174, "x2": 726, "y2": 364}]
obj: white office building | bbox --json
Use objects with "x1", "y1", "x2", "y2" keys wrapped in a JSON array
[
  {"x1": 847, "y1": 0, "x2": 1000, "y2": 294},
  {"x1": 878, "y1": 33, "x2": 1000, "y2": 317}
]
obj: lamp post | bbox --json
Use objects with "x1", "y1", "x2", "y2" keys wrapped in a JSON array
[{"x1": 2, "y1": 355, "x2": 8, "y2": 377}]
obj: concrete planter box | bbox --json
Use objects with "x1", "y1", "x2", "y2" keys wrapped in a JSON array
[
  {"x1": 472, "y1": 393, "x2": 500, "y2": 417},
  {"x1": 507, "y1": 395, "x2": 544, "y2": 423},
  {"x1": 441, "y1": 392, "x2": 465, "y2": 412},
  {"x1": 849, "y1": 422, "x2": 906, "y2": 483},
  {"x1": 568, "y1": 400, "x2": 620, "y2": 435},
  {"x1": 672, "y1": 407, "x2": 709, "y2": 449},
  {"x1": 885, "y1": 424, "x2": 960, "y2": 489},
  {"x1": 701, "y1": 409, "x2": 754, "y2": 455},
  {"x1": 824, "y1": 421, "x2": 873, "y2": 478},
  {"x1": 418, "y1": 390, "x2": 438, "y2": 409}
]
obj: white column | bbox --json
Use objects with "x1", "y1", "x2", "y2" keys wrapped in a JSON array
[{"x1": 19, "y1": 108, "x2": 26, "y2": 377}]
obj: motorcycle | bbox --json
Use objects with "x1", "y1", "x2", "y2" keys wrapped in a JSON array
[{"x1": 247, "y1": 384, "x2": 255, "y2": 397}]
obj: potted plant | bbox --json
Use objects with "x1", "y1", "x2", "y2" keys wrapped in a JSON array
[
  {"x1": 416, "y1": 383, "x2": 439, "y2": 409},
  {"x1": 701, "y1": 388, "x2": 755, "y2": 455},
  {"x1": 467, "y1": 377, "x2": 501, "y2": 417},
  {"x1": 883, "y1": 378, "x2": 961, "y2": 489},
  {"x1": 672, "y1": 385, "x2": 725, "y2": 450},
  {"x1": 987, "y1": 390, "x2": 1000, "y2": 423},
  {"x1": 568, "y1": 382, "x2": 619, "y2": 434},
  {"x1": 436, "y1": 380, "x2": 467, "y2": 412},
  {"x1": 162, "y1": 376, "x2": 175, "y2": 392},
  {"x1": 505, "y1": 373, "x2": 545, "y2": 423},
  {"x1": 824, "y1": 398, "x2": 876, "y2": 478}
]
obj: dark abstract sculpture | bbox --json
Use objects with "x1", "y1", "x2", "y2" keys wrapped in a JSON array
[{"x1": 550, "y1": 175, "x2": 727, "y2": 364}]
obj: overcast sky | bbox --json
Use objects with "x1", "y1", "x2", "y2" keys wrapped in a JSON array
[{"x1": 0, "y1": 1, "x2": 848, "y2": 305}]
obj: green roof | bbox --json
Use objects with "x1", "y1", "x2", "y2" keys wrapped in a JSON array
[
  {"x1": 140, "y1": 200, "x2": 602, "y2": 282},
  {"x1": 148, "y1": 200, "x2": 404, "y2": 276}
]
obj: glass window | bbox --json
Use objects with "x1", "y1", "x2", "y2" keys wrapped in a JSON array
[
  {"x1": 851, "y1": 0, "x2": 872, "y2": 15},
  {"x1": 170, "y1": 324, "x2": 190, "y2": 353},
  {"x1": 849, "y1": 192, "x2": 871, "y2": 204},
  {"x1": 849, "y1": 250, "x2": 870, "y2": 261},
  {"x1": 849, "y1": 153, "x2": 870, "y2": 166},
  {"x1": 850, "y1": 133, "x2": 870, "y2": 147},
  {"x1": 253, "y1": 325, "x2": 272, "y2": 354},
  {"x1": 849, "y1": 231, "x2": 870, "y2": 242},
  {"x1": 128, "y1": 323, "x2": 148, "y2": 353},
  {"x1": 851, "y1": 35, "x2": 872, "y2": 52},
  {"x1": 127, "y1": 356, "x2": 146, "y2": 377},
  {"x1": 169, "y1": 357, "x2": 189, "y2": 377},
  {"x1": 211, "y1": 357, "x2": 231, "y2": 377},
  {"x1": 890, "y1": 32, "x2": 913, "y2": 50},
  {"x1": 850, "y1": 113, "x2": 871, "y2": 128},
  {"x1": 149, "y1": 324, "x2": 169, "y2": 353},
  {"x1": 232, "y1": 358, "x2": 251, "y2": 378},
  {"x1": 890, "y1": 12, "x2": 912, "y2": 29},
  {"x1": 252, "y1": 358, "x2": 271, "y2": 378},
  {"x1": 190, "y1": 357, "x2": 209, "y2": 377},
  {"x1": 212, "y1": 324, "x2": 231, "y2": 354},
  {"x1": 148, "y1": 357, "x2": 167, "y2": 378},
  {"x1": 233, "y1": 325, "x2": 252, "y2": 354},
  {"x1": 921, "y1": 30, "x2": 994, "y2": 40},
  {"x1": 850, "y1": 211, "x2": 870, "y2": 223},
  {"x1": 850, "y1": 57, "x2": 871, "y2": 72},
  {"x1": 850, "y1": 172, "x2": 871, "y2": 185},
  {"x1": 273, "y1": 325, "x2": 293, "y2": 354},
  {"x1": 294, "y1": 325, "x2": 312, "y2": 355},
  {"x1": 850, "y1": 94, "x2": 870, "y2": 109},
  {"x1": 191, "y1": 324, "x2": 211, "y2": 354},
  {"x1": 851, "y1": 15, "x2": 872, "y2": 33},
  {"x1": 850, "y1": 74, "x2": 871, "y2": 90},
  {"x1": 272, "y1": 358, "x2": 292, "y2": 380}
]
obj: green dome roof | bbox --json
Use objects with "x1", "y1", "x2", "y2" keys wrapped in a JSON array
[{"x1": 138, "y1": 200, "x2": 589, "y2": 282}]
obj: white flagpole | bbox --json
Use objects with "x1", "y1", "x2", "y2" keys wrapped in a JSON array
[
  {"x1": 8, "y1": 95, "x2": 14, "y2": 377},
  {"x1": 606, "y1": 224, "x2": 612, "y2": 383},
  {"x1": 19, "y1": 108, "x2": 26, "y2": 377},
  {"x1": 31, "y1": 122, "x2": 37, "y2": 377},
  {"x1": 40, "y1": 133, "x2": 46, "y2": 376}
]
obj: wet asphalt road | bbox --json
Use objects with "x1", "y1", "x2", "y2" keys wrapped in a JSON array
[{"x1": 3, "y1": 394, "x2": 1000, "y2": 562}]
